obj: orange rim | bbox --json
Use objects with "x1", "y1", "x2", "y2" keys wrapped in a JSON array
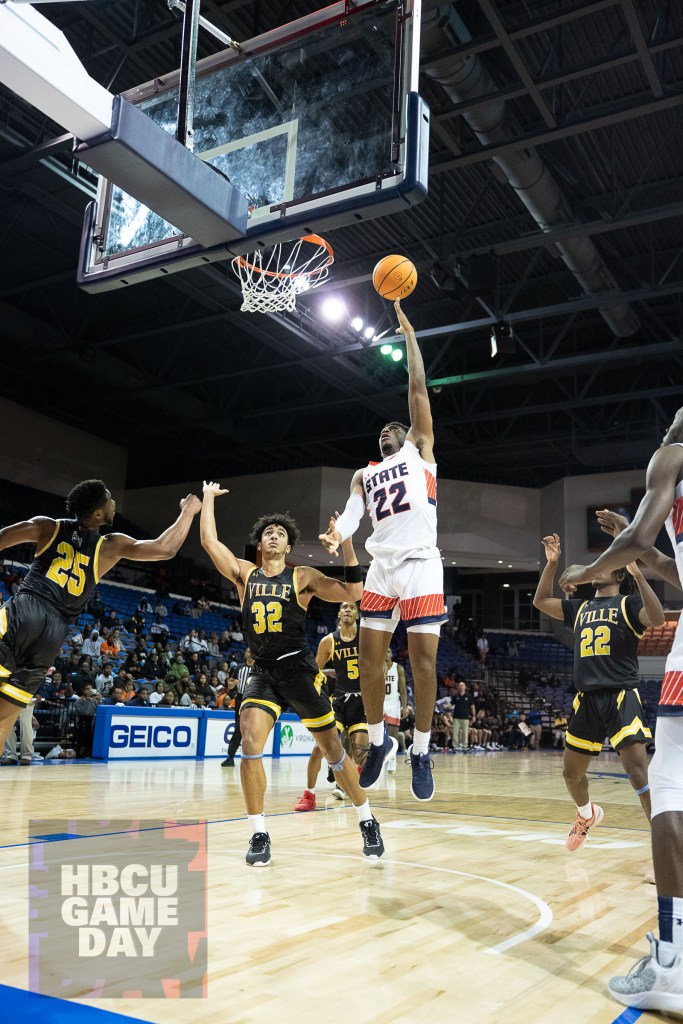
[{"x1": 234, "y1": 234, "x2": 334, "y2": 280}]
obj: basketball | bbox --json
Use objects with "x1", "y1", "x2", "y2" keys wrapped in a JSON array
[{"x1": 372, "y1": 254, "x2": 418, "y2": 300}]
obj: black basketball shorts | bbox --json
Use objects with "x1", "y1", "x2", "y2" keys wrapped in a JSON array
[
  {"x1": 0, "y1": 592, "x2": 70, "y2": 708},
  {"x1": 565, "y1": 687, "x2": 651, "y2": 756},
  {"x1": 241, "y1": 654, "x2": 336, "y2": 732},
  {"x1": 334, "y1": 692, "x2": 368, "y2": 735}
]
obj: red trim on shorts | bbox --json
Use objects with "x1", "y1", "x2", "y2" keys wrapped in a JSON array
[
  {"x1": 360, "y1": 591, "x2": 398, "y2": 613},
  {"x1": 399, "y1": 594, "x2": 446, "y2": 621},
  {"x1": 672, "y1": 498, "x2": 683, "y2": 537},
  {"x1": 383, "y1": 714, "x2": 400, "y2": 727},
  {"x1": 660, "y1": 669, "x2": 683, "y2": 706},
  {"x1": 424, "y1": 469, "x2": 437, "y2": 502}
]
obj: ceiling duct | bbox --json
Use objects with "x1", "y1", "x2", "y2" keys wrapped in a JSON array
[{"x1": 422, "y1": 7, "x2": 640, "y2": 338}]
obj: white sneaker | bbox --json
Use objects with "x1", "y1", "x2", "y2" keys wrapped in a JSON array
[
  {"x1": 609, "y1": 933, "x2": 683, "y2": 1009},
  {"x1": 331, "y1": 785, "x2": 345, "y2": 800},
  {"x1": 386, "y1": 756, "x2": 396, "y2": 773}
]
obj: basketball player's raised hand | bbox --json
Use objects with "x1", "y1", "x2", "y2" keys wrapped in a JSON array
[
  {"x1": 541, "y1": 533, "x2": 561, "y2": 564},
  {"x1": 394, "y1": 299, "x2": 415, "y2": 338},
  {"x1": 202, "y1": 480, "x2": 229, "y2": 498},
  {"x1": 596, "y1": 508, "x2": 629, "y2": 538},
  {"x1": 180, "y1": 495, "x2": 202, "y2": 514},
  {"x1": 319, "y1": 516, "x2": 342, "y2": 556}
]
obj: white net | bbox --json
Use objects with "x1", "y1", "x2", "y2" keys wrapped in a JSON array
[{"x1": 231, "y1": 234, "x2": 333, "y2": 313}]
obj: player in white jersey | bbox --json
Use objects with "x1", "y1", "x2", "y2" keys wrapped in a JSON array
[
  {"x1": 559, "y1": 407, "x2": 683, "y2": 1011},
  {"x1": 319, "y1": 299, "x2": 446, "y2": 801},
  {"x1": 382, "y1": 648, "x2": 407, "y2": 772}
]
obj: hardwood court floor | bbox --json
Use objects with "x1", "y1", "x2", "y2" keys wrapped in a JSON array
[{"x1": 1, "y1": 749, "x2": 680, "y2": 1024}]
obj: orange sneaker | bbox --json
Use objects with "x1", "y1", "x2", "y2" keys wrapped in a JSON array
[
  {"x1": 566, "y1": 803, "x2": 604, "y2": 851},
  {"x1": 294, "y1": 790, "x2": 316, "y2": 812}
]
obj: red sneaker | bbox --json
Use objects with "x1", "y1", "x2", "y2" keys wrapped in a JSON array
[
  {"x1": 566, "y1": 803, "x2": 604, "y2": 851},
  {"x1": 294, "y1": 790, "x2": 316, "y2": 812}
]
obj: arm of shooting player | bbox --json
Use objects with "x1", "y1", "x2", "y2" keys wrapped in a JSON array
[
  {"x1": 199, "y1": 482, "x2": 253, "y2": 589},
  {"x1": 395, "y1": 299, "x2": 434, "y2": 461},
  {"x1": 300, "y1": 535, "x2": 363, "y2": 604},
  {"x1": 99, "y1": 495, "x2": 201, "y2": 572},
  {"x1": 598, "y1": 508, "x2": 682, "y2": 591},
  {"x1": 532, "y1": 533, "x2": 567, "y2": 621}
]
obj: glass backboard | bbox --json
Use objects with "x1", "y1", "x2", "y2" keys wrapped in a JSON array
[{"x1": 77, "y1": 0, "x2": 428, "y2": 292}]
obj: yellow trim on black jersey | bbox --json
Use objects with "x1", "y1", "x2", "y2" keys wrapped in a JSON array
[
  {"x1": 93, "y1": 535, "x2": 105, "y2": 584},
  {"x1": 565, "y1": 730, "x2": 603, "y2": 753},
  {"x1": 35, "y1": 519, "x2": 60, "y2": 557},
  {"x1": 348, "y1": 721, "x2": 369, "y2": 734},
  {"x1": 0, "y1": 679, "x2": 32, "y2": 704},
  {"x1": 573, "y1": 693, "x2": 581, "y2": 713},
  {"x1": 621, "y1": 595, "x2": 645, "y2": 639},
  {"x1": 0, "y1": 663, "x2": 11, "y2": 678},
  {"x1": 572, "y1": 600, "x2": 589, "y2": 630},
  {"x1": 611, "y1": 715, "x2": 652, "y2": 747},
  {"x1": 0, "y1": 607, "x2": 7, "y2": 640}
]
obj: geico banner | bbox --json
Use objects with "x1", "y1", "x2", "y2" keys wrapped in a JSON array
[
  {"x1": 107, "y1": 715, "x2": 199, "y2": 758},
  {"x1": 203, "y1": 713, "x2": 274, "y2": 758},
  {"x1": 278, "y1": 716, "x2": 315, "y2": 756}
]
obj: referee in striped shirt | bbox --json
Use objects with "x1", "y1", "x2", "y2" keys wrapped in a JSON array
[{"x1": 221, "y1": 648, "x2": 253, "y2": 767}]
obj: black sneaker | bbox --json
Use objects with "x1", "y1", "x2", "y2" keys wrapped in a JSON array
[
  {"x1": 359, "y1": 730, "x2": 398, "y2": 789},
  {"x1": 221, "y1": 757, "x2": 235, "y2": 767},
  {"x1": 326, "y1": 767, "x2": 335, "y2": 784},
  {"x1": 359, "y1": 817, "x2": 385, "y2": 860},
  {"x1": 246, "y1": 832, "x2": 271, "y2": 866},
  {"x1": 408, "y1": 746, "x2": 435, "y2": 801}
]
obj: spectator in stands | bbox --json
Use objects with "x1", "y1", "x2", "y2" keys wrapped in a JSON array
[
  {"x1": 55, "y1": 649, "x2": 80, "y2": 679},
  {"x1": 72, "y1": 655, "x2": 96, "y2": 694},
  {"x1": 81, "y1": 629, "x2": 102, "y2": 661},
  {"x1": 100, "y1": 634, "x2": 119, "y2": 661},
  {"x1": 102, "y1": 687, "x2": 126, "y2": 706},
  {"x1": 526, "y1": 705, "x2": 543, "y2": 750},
  {"x1": 219, "y1": 627, "x2": 232, "y2": 648},
  {"x1": 88, "y1": 589, "x2": 105, "y2": 619},
  {"x1": 451, "y1": 681, "x2": 475, "y2": 753},
  {"x1": 154, "y1": 599, "x2": 168, "y2": 617},
  {"x1": 41, "y1": 670, "x2": 62, "y2": 701},
  {"x1": 476, "y1": 631, "x2": 489, "y2": 664},
  {"x1": 197, "y1": 595, "x2": 211, "y2": 615},
  {"x1": 94, "y1": 663, "x2": 114, "y2": 693},
  {"x1": 149, "y1": 615, "x2": 170, "y2": 643},
  {"x1": 138, "y1": 596, "x2": 153, "y2": 615},
  {"x1": 230, "y1": 621, "x2": 244, "y2": 643},
  {"x1": 552, "y1": 710, "x2": 568, "y2": 748},
  {"x1": 193, "y1": 693, "x2": 207, "y2": 709},
  {"x1": 128, "y1": 687, "x2": 151, "y2": 707},
  {"x1": 126, "y1": 612, "x2": 145, "y2": 635},
  {"x1": 143, "y1": 651, "x2": 165, "y2": 680},
  {"x1": 159, "y1": 689, "x2": 179, "y2": 708},
  {"x1": 178, "y1": 679, "x2": 197, "y2": 707},
  {"x1": 216, "y1": 660, "x2": 230, "y2": 684},
  {"x1": 207, "y1": 632, "x2": 220, "y2": 660},
  {"x1": 194, "y1": 672, "x2": 215, "y2": 702},
  {"x1": 181, "y1": 628, "x2": 208, "y2": 655},
  {"x1": 105, "y1": 609, "x2": 120, "y2": 630},
  {"x1": 149, "y1": 681, "x2": 167, "y2": 705},
  {"x1": 186, "y1": 651, "x2": 205, "y2": 677},
  {"x1": 122, "y1": 651, "x2": 142, "y2": 679},
  {"x1": 168, "y1": 651, "x2": 188, "y2": 680}
]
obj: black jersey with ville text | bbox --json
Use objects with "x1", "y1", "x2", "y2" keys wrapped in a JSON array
[
  {"x1": 562, "y1": 594, "x2": 645, "y2": 692},
  {"x1": 20, "y1": 519, "x2": 105, "y2": 621},
  {"x1": 328, "y1": 628, "x2": 361, "y2": 697},
  {"x1": 242, "y1": 565, "x2": 311, "y2": 665}
]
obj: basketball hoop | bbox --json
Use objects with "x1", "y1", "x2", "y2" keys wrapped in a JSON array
[{"x1": 231, "y1": 234, "x2": 334, "y2": 313}]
